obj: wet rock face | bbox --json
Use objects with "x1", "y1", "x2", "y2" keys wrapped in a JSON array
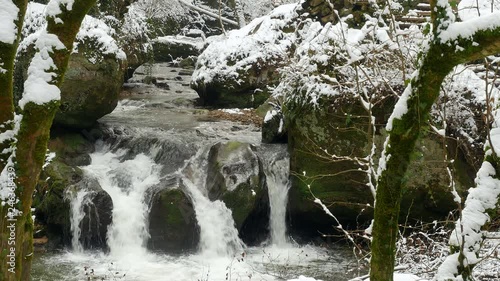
[
  {"x1": 74, "y1": 178, "x2": 114, "y2": 251},
  {"x1": 148, "y1": 188, "x2": 199, "y2": 254},
  {"x1": 205, "y1": 141, "x2": 270, "y2": 244},
  {"x1": 33, "y1": 131, "x2": 96, "y2": 249},
  {"x1": 262, "y1": 109, "x2": 287, "y2": 144}
]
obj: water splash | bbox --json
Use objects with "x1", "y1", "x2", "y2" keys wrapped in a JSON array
[
  {"x1": 69, "y1": 189, "x2": 90, "y2": 253},
  {"x1": 82, "y1": 146, "x2": 160, "y2": 258},
  {"x1": 264, "y1": 153, "x2": 290, "y2": 246}
]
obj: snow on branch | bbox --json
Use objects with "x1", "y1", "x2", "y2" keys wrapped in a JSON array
[
  {"x1": 18, "y1": 31, "x2": 65, "y2": 109},
  {"x1": 0, "y1": 0, "x2": 20, "y2": 44},
  {"x1": 438, "y1": 12, "x2": 500, "y2": 43},
  {"x1": 46, "y1": 0, "x2": 75, "y2": 18}
]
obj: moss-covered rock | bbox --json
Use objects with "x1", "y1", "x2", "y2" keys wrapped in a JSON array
[
  {"x1": 206, "y1": 141, "x2": 269, "y2": 244},
  {"x1": 33, "y1": 131, "x2": 101, "y2": 250},
  {"x1": 148, "y1": 188, "x2": 199, "y2": 253},
  {"x1": 285, "y1": 92, "x2": 471, "y2": 239},
  {"x1": 53, "y1": 45, "x2": 126, "y2": 129},
  {"x1": 34, "y1": 160, "x2": 82, "y2": 249},
  {"x1": 69, "y1": 177, "x2": 113, "y2": 251}
]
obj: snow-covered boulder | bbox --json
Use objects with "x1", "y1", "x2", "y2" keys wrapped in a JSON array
[
  {"x1": 15, "y1": 3, "x2": 126, "y2": 129},
  {"x1": 191, "y1": 3, "x2": 301, "y2": 108},
  {"x1": 152, "y1": 35, "x2": 205, "y2": 62}
]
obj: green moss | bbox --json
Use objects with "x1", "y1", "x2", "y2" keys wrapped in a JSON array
[
  {"x1": 160, "y1": 189, "x2": 187, "y2": 226},
  {"x1": 222, "y1": 183, "x2": 256, "y2": 229}
]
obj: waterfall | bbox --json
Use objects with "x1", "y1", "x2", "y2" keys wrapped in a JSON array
[
  {"x1": 181, "y1": 150, "x2": 245, "y2": 257},
  {"x1": 263, "y1": 152, "x2": 290, "y2": 246},
  {"x1": 69, "y1": 189, "x2": 90, "y2": 253},
  {"x1": 82, "y1": 146, "x2": 160, "y2": 258}
]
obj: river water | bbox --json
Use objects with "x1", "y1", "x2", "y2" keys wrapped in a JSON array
[{"x1": 31, "y1": 63, "x2": 361, "y2": 281}]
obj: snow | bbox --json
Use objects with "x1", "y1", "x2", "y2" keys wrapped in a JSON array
[
  {"x1": 458, "y1": 0, "x2": 500, "y2": 21},
  {"x1": 264, "y1": 109, "x2": 278, "y2": 122},
  {"x1": 386, "y1": 83, "x2": 412, "y2": 131},
  {"x1": 192, "y1": 3, "x2": 300, "y2": 87},
  {"x1": 19, "y1": 2, "x2": 126, "y2": 62},
  {"x1": 75, "y1": 15, "x2": 126, "y2": 61},
  {"x1": 0, "y1": 0, "x2": 20, "y2": 44},
  {"x1": 220, "y1": 108, "x2": 245, "y2": 115},
  {"x1": 18, "y1": 31, "x2": 65, "y2": 109},
  {"x1": 287, "y1": 276, "x2": 322, "y2": 281},
  {"x1": 154, "y1": 35, "x2": 205, "y2": 52},
  {"x1": 46, "y1": 0, "x2": 75, "y2": 18},
  {"x1": 439, "y1": 12, "x2": 500, "y2": 43}
]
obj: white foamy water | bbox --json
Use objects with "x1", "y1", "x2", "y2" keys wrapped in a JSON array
[
  {"x1": 265, "y1": 156, "x2": 291, "y2": 246},
  {"x1": 82, "y1": 147, "x2": 161, "y2": 259},
  {"x1": 33, "y1": 244, "x2": 345, "y2": 281},
  {"x1": 183, "y1": 178, "x2": 245, "y2": 256},
  {"x1": 69, "y1": 189, "x2": 90, "y2": 253}
]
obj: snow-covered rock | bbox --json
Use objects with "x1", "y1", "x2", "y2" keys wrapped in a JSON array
[{"x1": 191, "y1": 3, "x2": 301, "y2": 108}]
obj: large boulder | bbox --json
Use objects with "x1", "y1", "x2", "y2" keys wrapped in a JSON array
[
  {"x1": 148, "y1": 188, "x2": 199, "y2": 253},
  {"x1": 191, "y1": 4, "x2": 301, "y2": 108},
  {"x1": 285, "y1": 92, "x2": 473, "y2": 239},
  {"x1": 54, "y1": 47, "x2": 126, "y2": 128},
  {"x1": 152, "y1": 36, "x2": 205, "y2": 62},
  {"x1": 206, "y1": 141, "x2": 270, "y2": 244},
  {"x1": 264, "y1": 13, "x2": 484, "y2": 240},
  {"x1": 34, "y1": 160, "x2": 82, "y2": 249}
]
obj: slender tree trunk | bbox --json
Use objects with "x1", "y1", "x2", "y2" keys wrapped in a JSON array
[
  {"x1": 369, "y1": 1, "x2": 500, "y2": 280},
  {"x1": 0, "y1": 0, "x2": 27, "y2": 171},
  {"x1": 1, "y1": 0, "x2": 96, "y2": 280}
]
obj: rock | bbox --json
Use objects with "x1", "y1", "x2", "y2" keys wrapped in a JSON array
[
  {"x1": 48, "y1": 130, "x2": 94, "y2": 166},
  {"x1": 205, "y1": 141, "x2": 269, "y2": 244},
  {"x1": 148, "y1": 188, "x2": 199, "y2": 253},
  {"x1": 262, "y1": 109, "x2": 287, "y2": 143},
  {"x1": 70, "y1": 178, "x2": 113, "y2": 251},
  {"x1": 53, "y1": 49, "x2": 126, "y2": 129},
  {"x1": 152, "y1": 36, "x2": 205, "y2": 62},
  {"x1": 34, "y1": 160, "x2": 83, "y2": 249},
  {"x1": 33, "y1": 131, "x2": 99, "y2": 250},
  {"x1": 284, "y1": 93, "x2": 472, "y2": 240},
  {"x1": 190, "y1": 5, "x2": 299, "y2": 108}
]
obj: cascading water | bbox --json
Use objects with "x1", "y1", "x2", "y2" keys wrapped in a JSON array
[
  {"x1": 32, "y1": 63, "x2": 357, "y2": 281},
  {"x1": 82, "y1": 145, "x2": 161, "y2": 258},
  {"x1": 262, "y1": 149, "x2": 291, "y2": 246},
  {"x1": 69, "y1": 189, "x2": 90, "y2": 253},
  {"x1": 183, "y1": 178, "x2": 245, "y2": 256}
]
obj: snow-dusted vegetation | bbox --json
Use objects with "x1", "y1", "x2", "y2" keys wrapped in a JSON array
[{"x1": 2, "y1": 0, "x2": 500, "y2": 280}]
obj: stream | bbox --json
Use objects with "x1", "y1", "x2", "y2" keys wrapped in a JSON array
[{"x1": 31, "y1": 63, "x2": 361, "y2": 281}]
